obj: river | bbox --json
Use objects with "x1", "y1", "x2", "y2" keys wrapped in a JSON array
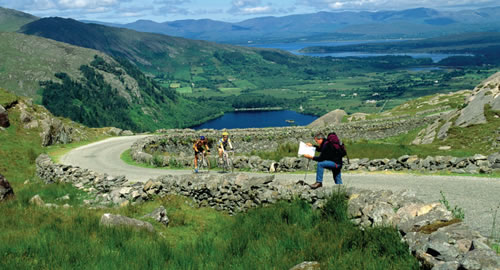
[{"x1": 191, "y1": 110, "x2": 317, "y2": 130}]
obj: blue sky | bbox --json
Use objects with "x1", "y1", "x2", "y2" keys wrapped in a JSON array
[{"x1": 1, "y1": 0, "x2": 499, "y2": 23}]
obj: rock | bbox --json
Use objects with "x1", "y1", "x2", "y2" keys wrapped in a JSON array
[
  {"x1": 437, "y1": 122, "x2": 452, "y2": 140},
  {"x1": 0, "y1": 174, "x2": 15, "y2": 202},
  {"x1": 121, "y1": 130, "x2": 134, "y2": 136},
  {"x1": 143, "y1": 206, "x2": 169, "y2": 226},
  {"x1": 40, "y1": 117, "x2": 72, "y2": 146},
  {"x1": 108, "y1": 127, "x2": 123, "y2": 136},
  {"x1": 289, "y1": 261, "x2": 321, "y2": 270},
  {"x1": 307, "y1": 109, "x2": 346, "y2": 128},
  {"x1": 0, "y1": 105, "x2": 9, "y2": 128},
  {"x1": 99, "y1": 213, "x2": 155, "y2": 232},
  {"x1": 29, "y1": 194, "x2": 45, "y2": 206},
  {"x1": 439, "y1": 146, "x2": 452, "y2": 150},
  {"x1": 455, "y1": 86, "x2": 497, "y2": 128}
]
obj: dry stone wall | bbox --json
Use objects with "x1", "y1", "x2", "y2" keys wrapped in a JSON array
[
  {"x1": 132, "y1": 134, "x2": 500, "y2": 174},
  {"x1": 36, "y1": 154, "x2": 500, "y2": 269}
]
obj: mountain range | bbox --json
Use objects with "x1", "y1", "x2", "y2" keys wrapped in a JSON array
[{"x1": 85, "y1": 7, "x2": 500, "y2": 44}]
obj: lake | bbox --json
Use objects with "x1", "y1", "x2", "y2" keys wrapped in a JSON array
[
  {"x1": 245, "y1": 40, "x2": 470, "y2": 62},
  {"x1": 191, "y1": 110, "x2": 318, "y2": 130}
]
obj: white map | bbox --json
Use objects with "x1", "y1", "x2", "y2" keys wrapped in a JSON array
[{"x1": 298, "y1": 141, "x2": 315, "y2": 157}]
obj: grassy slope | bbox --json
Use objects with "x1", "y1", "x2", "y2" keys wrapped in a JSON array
[
  {"x1": 0, "y1": 32, "x2": 106, "y2": 99},
  {"x1": 0, "y1": 32, "x2": 215, "y2": 131},
  {"x1": 0, "y1": 7, "x2": 37, "y2": 32}
]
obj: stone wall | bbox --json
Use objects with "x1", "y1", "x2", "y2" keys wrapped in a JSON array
[
  {"x1": 36, "y1": 154, "x2": 500, "y2": 269},
  {"x1": 131, "y1": 135, "x2": 500, "y2": 174}
]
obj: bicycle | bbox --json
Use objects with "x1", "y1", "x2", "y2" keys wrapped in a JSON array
[
  {"x1": 219, "y1": 150, "x2": 234, "y2": 173},
  {"x1": 193, "y1": 151, "x2": 210, "y2": 173}
]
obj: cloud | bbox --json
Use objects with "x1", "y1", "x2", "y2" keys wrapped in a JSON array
[
  {"x1": 0, "y1": 0, "x2": 125, "y2": 11},
  {"x1": 296, "y1": 0, "x2": 500, "y2": 11},
  {"x1": 228, "y1": 0, "x2": 282, "y2": 15}
]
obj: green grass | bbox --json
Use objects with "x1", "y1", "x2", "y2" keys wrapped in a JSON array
[
  {"x1": 0, "y1": 187, "x2": 419, "y2": 269},
  {"x1": 176, "y1": 87, "x2": 192, "y2": 94}
]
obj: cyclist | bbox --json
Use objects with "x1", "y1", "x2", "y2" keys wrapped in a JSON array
[
  {"x1": 218, "y1": 131, "x2": 233, "y2": 163},
  {"x1": 193, "y1": 136, "x2": 209, "y2": 173}
]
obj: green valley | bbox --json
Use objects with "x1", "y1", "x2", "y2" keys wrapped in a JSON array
[{"x1": 17, "y1": 17, "x2": 498, "y2": 122}]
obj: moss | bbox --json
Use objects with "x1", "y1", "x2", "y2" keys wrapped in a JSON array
[{"x1": 417, "y1": 218, "x2": 462, "y2": 234}]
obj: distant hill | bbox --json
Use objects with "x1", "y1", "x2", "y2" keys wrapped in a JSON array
[
  {"x1": 85, "y1": 7, "x2": 500, "y2": 43},
  {"x1": 19, "y1": 17, "x2": 276, "y2": 75},
  {"x1": 0, "y1": 32, "x2": 215, "y2": 131},
  {"x1": 0, "y1": 7, "x2": 38, "y2": 32}
]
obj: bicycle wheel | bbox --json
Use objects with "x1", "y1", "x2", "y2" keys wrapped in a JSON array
[
  {"x1": 226, "y1": 156, "x2": 233, "y2": 173},
  {"x1": 200, "y1": 154, "x2": 209, "y2": 172}
]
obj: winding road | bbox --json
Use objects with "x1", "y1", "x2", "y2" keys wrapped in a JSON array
[{"x1": 61, "y1": 136, "x2": 500, "y2": 238}]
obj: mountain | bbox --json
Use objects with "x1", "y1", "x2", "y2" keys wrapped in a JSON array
[
  {"x1": 0, "y1": 32, "x2": 214, "y2": 131},
  {"x1": 18, "y1": 17, "x2": 340, "y2": 91},
  {"x1": 85, "y1": 7, "x2": 500, "y2": 43},
  {"x1": 0, "y1": 7, "x2": 38, "y2": 32}
]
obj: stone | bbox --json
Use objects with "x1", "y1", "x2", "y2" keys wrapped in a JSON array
[
  {"x1": 121, "y1": 130, "x2": 134, "y2": 136},
  {"x1": 439, "y1": 146, "x2": 452, "y2": 150},
  {"x1": 143, "y1": 206, "x2": 169, "y2": 226},
  {"x1": 0, "y1": 105, "x2": 10, "y2": 128},
  {"x1": 29, "y1": 194, "x2": 45, "y2": 206},
  {"x1": 108, "y1": 127, "x2": 123, "y2": 136},
  {"x1": 0, "y1": 174, "x2": 15, "y2": 202},
  {"x1": 99, "y1": 213, "x2": 155, "y2": 232},
  {"x1": 289, "y1": 261, "x2": 321, "y2": 270}
]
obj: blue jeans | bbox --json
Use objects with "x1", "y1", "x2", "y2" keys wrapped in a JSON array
[{"x1": 316, "y1": 160, "x2": 343, "y2": 184}]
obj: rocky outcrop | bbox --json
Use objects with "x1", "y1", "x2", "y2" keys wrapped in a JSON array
[
  {"x1": 456, "y1": 72, "x2": 500, "y2": 127},
  {"x1": 0, "y1": 105, "x2": 9, "y2": 128},
  {"x1": 0, "y1": 174, "x2": 14, "y2": 202},
  {"x1": 35, "y1": 154, "x2": 500, "y2": 269},
  {"x1": 307, "y1": 109, "x2": 346, "y2": 128}
]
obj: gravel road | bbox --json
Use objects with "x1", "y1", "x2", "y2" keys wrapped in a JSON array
[{"x1": 60, "y1": 136, "x2": 500, "y2": 238}]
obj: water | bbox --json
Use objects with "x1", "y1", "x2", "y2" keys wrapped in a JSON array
[
  {"x1": 407, "y1": 67, "x2": 443, "y2": 72},
  {"x1": 245, "y1": 40, "x2": 470, "y2": 62},
  {"x1": 192, "y1": 110, "x2": 317, "y2": 130}
]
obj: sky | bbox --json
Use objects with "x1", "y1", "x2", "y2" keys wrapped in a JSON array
[{"x1": 1, "y1": 0, "x2": 499, "y2": 23}]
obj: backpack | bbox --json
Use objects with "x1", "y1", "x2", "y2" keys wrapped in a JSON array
[{"x1": 326, "y1": 132, "x2": 348, "y2": 162}]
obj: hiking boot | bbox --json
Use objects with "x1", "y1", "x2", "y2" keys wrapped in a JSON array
[{"x1": 309, "y1": 182, "x2": 322, "y2": 189}]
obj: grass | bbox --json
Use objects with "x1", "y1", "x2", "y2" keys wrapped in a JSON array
[{"x1": 0, "y1": 187, "x2": 419, "y2": 269}]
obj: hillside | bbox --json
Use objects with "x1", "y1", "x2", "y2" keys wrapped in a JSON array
[
  {"x1": 0, "y1": 32, "x2": 214, "y2": 131},
  {"x1": 87, "y1": 7, "x2": 500, "y2": 43},
  {"x1": 0, "y1": 7, "x2": 37, "y2": 32}
]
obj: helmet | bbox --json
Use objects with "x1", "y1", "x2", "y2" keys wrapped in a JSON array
[
  {"x1": 222, "y1": 132, "x2": 229, "y2": 136},
  {"x1": 200, "y1": 136, "x2": 205, "y2": 140}
]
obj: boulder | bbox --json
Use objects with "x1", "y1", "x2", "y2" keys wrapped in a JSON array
[
  {"x1": 307, "y1": 109, "x2": 346, "y2": 128},
  {"x1": 0, "y1": 105, "x2": 9, "y2": 128},
  {"x1": 99, "y1": 213, "x2": 155, "y2": 232},
  {"x1": 143, "y1": 206, "x2": 169, "y2": 226},
  {"x1": 289, "y1": 261, "x2": 321, "y2": 270},
  {"x1": 0, "y1": 174, "x2": 14, "y2": 202},
  {"x1": 108, "y1": 127, "x2": 123, "y2": 136},
  {"x1": 29, "y1": 194, "x2": 45, "y2": 206},
  {"x1": 40, "y1": 117, "x2": 73, "y2": 146}
]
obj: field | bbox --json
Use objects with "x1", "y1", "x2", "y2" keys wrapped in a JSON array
[{"x1": 164, "y1": 58, "x2": 497, "y2": 117}]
